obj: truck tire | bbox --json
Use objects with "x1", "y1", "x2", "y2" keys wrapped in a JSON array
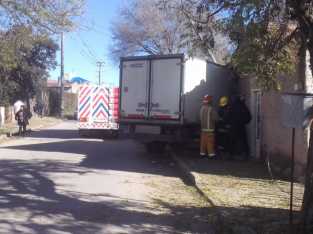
[{"x1": 145, "y1": 141, "x2": 166, "y2": 154}]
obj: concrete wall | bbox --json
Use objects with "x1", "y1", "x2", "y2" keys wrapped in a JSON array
[
  {"x1": 0, "y1": 106, "x2": 4, "y2": 127},
  {"x1": 238, "y1": 77, "x2": 260, "y2": 159},
  {"x1": 239, "y1": 77, "x2": 308, "y2": 178},
  {"x1": 261, "y1": 92, "x2": 307, "y2": 177}
]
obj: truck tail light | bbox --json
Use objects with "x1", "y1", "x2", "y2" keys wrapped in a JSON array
[{"x1": 80, "y1": 117, "x2": 88, "y2": 122}]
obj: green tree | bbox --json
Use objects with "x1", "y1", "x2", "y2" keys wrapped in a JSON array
[
  {"x1": 0, "y1": 26, "x2": 58, "y2": 108},
  {"x1": 179, "y1": 0, "x2": 313, "y2": 231},
  {"x1": 0, "y1": 0, "x2": 85, "y2": 105}
]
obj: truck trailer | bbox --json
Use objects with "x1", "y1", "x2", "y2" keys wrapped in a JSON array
[
  {"x1": 119, "y1": 54, "x2": 237, "y2": 147},
  {"x1": 78, "y1": 85, "x2": 119, "y2": 137}
]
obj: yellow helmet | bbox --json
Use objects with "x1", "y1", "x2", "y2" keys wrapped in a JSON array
[{"x1": 219, "y1": 96, "x2": 228, "y2": 107}]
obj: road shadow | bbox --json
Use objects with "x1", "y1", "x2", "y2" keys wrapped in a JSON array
[
  {"x1": 26, "y1": 129, "x2": 85, "y2": 140},
  {"x1": 0, "y1": 159, "x2": 298, "y2": 234},
  {"x1": 0, "y1": 128, "x2": 301, "y2": 233},
  {"x1": 8, "y1": 129, "x2": 272, "y2": 182},
  {"x1": 0, "y1": 159, "x2": 217, "y2": 234},
  {"x1": 2, "y1": 138, "x2": 178, "y2": 178},
  {"x1": 26, "y1": 126, "x2": 118, "y2": 140}
]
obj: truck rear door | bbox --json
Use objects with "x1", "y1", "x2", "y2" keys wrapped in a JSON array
[
  {"x1": 149, "y1": 58, "x2": 182, "y2": 120},
  {"x1": 78, "y1": 85, "x2": 92, "y2": 123},
  {"x1": 120, "y1": 60, "x2": 149, "y2": 119},
  {"x1": 91, "y1": 86, "x2": 109, "y2": 123}
]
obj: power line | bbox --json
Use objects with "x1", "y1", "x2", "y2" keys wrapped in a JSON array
[
  {"x1": 69, "y1": 32, "x2": 100, "y2": 64},
  {"x1": 76, "y1": 32, "x2": 99, "y2": 60}
]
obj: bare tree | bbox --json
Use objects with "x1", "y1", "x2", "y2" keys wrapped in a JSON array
[
  {"x1": 0, "y1": 0, "x2": 85, "y2": 33},
  {"x1": 110, "y1": 0, "x2": 186, "y2": 60},
  {"x1": 110, "y1": 0, "x2": 231, "y2": 64}
]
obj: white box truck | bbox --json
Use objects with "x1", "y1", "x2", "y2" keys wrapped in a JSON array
[{"x1": 119, "y1": 54, "x2": 237, "y2": 149}]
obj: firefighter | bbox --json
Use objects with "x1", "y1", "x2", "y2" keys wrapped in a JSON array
[
  {"x1": 200, "y1": 95, "x2": 217, "y2": 158},
  {"x1": 216, "y1": 96, "x2": 232, "y2": 158}
]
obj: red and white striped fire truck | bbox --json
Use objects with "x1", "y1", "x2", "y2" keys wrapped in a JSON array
[{"x1": 77, "y1": 85, "x2": 119, "y2": 136}]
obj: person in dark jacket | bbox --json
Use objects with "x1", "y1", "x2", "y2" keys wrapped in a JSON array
[
  {"x1": 215, "y1": 96, "x2": 232, "y2": 159},
  {"x1": 15, "y1": 105, "x2": 29, "y2": 136},
  {"x1": 229, "y1": 95, "x2": 251, "y2": 160}
]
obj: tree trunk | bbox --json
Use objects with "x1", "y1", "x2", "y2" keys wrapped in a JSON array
[
  {"x1": 301, "y1": 45, "x2": 313, "y2": 233},
  {"x1": 25, "y1": 93, "x2": 31, "y2": 112},
  {"x1": 301, "y1": 121, "x2": 313, "y2": 232}
]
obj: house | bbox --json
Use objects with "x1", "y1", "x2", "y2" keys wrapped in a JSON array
[
  {"x1": 69, "y1": 77, "x2": 90, "y2": 94},
  {"x1": 42, "y1": 77, "x2": 89, "y2": 117},
  {"x1": 46, "y1": 80, "x2": 72, "y2": 92}
]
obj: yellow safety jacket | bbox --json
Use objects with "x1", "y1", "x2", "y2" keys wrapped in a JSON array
[{"x1": 200, "y1": 104, "x2": 216, "y2": 133}]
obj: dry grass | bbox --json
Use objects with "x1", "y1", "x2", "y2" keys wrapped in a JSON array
[{"x1": 178, "y1": 152, "x2": 305, "y2": 233}]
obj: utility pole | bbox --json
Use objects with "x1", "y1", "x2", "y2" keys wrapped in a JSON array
[
  {"x1": 96, "y1": 61, "x2": 105, "y2": 85},
  {"x1": 60, "y1": 32, "x2": 64, "y2": 118}
]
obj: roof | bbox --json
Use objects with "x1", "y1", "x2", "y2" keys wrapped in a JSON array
[
  {"x1": 46, "y1": 80, "x2": 72, "y2": 88},
  {"x1": 70, "y1": 77, "x2": 89, "y2": 84}
]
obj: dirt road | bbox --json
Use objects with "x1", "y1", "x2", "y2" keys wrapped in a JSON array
[{"x1": 0, "y1": 121, "x2": 214, "y2": 234}]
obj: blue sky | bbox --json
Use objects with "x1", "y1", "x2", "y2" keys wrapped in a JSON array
[{"x1": 50, "y1": 0, "x2": 123, "y2": 86}]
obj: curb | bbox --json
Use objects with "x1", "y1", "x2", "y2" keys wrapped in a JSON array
[{"x1": 168, "y1": 148, "x2": 225, "y2": 231}]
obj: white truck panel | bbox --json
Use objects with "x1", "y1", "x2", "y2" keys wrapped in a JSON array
[
  {"x1": 183, "y1": 58, "x2": 207, "y2": 93},
  {"x1": 150, "y1": 58, "x2": 182, "y2": 120},
  {"x1": 120, "y1": 60, "x2": 149, "y2": 119},
  {"x1": 119, "y1": 55, "x2": 236, "y2": 127},
  {"x1": 183, "y1": 62, "x2": 235, "y2": 124}
]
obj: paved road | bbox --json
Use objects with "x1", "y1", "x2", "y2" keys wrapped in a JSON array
[{"x1": 0, "y1": 121, "x2": 214, "y2": 234}]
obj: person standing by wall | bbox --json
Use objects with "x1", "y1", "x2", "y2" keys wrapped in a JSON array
[
  {"x1": 229, "y1": 95, "x2": 252, "y2": 160},
  {"x1": 15, "y1": 105, "x2": 29, "y2": 136},
  {"x1": 200, "y1": 95, "x2": 217, "y2": 158},
  {"x1": 216, "y1": 96, "x2": 232, "y2": 159}
]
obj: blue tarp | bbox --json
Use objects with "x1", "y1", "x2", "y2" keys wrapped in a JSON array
[{"x1": 70, "y1": 77, "x2": 89, "y2": 84}]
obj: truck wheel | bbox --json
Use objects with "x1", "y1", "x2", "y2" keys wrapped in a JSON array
[{"x1": 145, "y1": 142, "x2": 166, "y2": 154}]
